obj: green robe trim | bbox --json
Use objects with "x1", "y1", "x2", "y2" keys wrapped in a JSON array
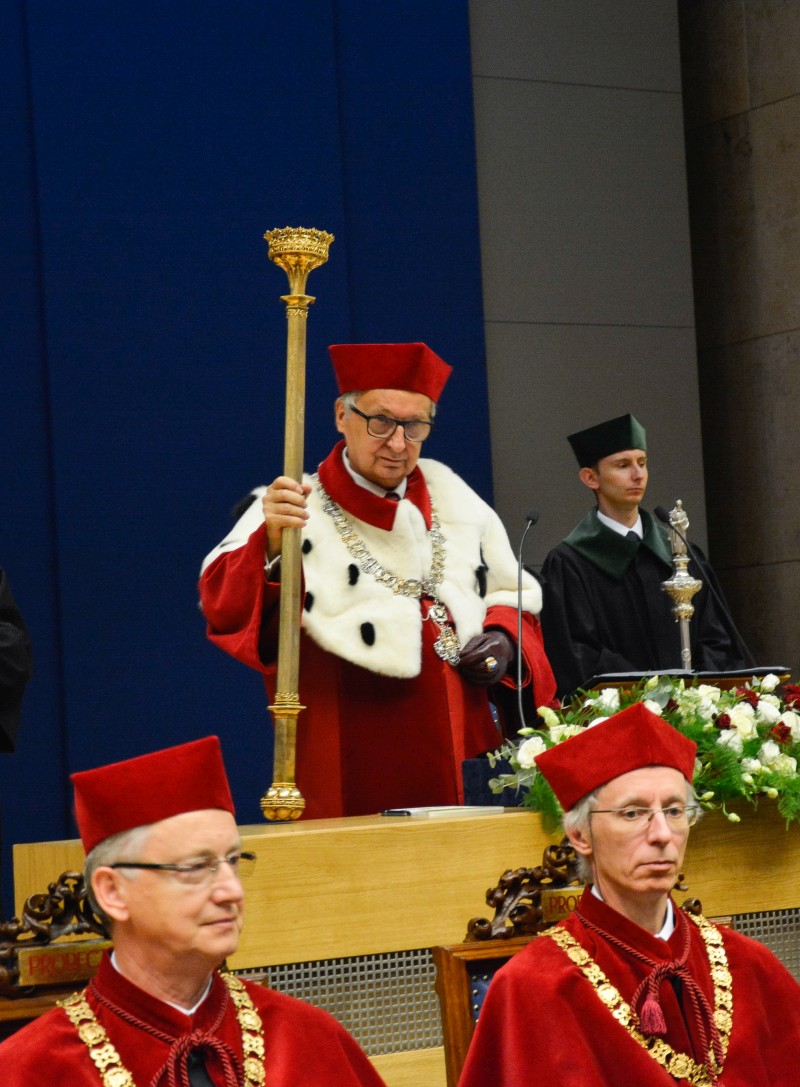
[{"x1": 563, "y1": 509, "x2": 672, "y2": 580}]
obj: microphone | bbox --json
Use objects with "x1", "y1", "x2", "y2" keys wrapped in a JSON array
[
  {"x1": 654, "y1": 505, "x2": 677, "y2": 527},
  {"x1": 517, "y1": 509, "x2": 541, "y2": 731},
  {"x1": 654, "y1": 506, "x2": 755, "y2": 667}
]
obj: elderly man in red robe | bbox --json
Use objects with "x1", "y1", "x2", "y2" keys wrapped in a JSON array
[
  {"x1": 199, "y1": 343, "x2": 556, "y2": 817},
  {"x1": 459, "y1": 704, "x2": 800, "y2": 1086},
  {"x1": 0, "y1": 737, "x2": 387, "y2": 1086}
]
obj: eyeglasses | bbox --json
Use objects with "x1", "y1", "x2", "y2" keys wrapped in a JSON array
[
  {"x1": 589, "y1": 805, "x2": 699, "y2": 830},
  {"x1": 110, "y1": 850, "x2": 257, "y2": 886},
  {"x1": 348, "y1": 404, "x2": 433, "y2": 443}
]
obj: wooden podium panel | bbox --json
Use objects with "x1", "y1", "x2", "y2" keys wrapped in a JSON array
[
  {"x1": 14, "y1": 810, "x2": 543, "y2": 967},
  {"x1": 14, "y1": 805, "x2": 800, "y2": 956},
  {"x1": 682, "y1": 801, "x2": 800, "y2": 916}
]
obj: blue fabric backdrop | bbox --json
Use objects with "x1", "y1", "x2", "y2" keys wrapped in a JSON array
[{"x1": 0, "y1": 0, "x2": 489, "y2": 916}]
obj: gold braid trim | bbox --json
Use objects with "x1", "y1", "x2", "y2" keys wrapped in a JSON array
[
  {"x1": 58, "y1": 972, "x2": 265, "y2": 1087},
  {"x1": 542, "y1": 914, "x2": 732, "y2": 1087}
]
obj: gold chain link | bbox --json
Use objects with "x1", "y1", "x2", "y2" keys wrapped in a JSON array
[
  {"x1": 59, "y1": 972, "x2": 265, "y2": 1086},
  {"x1": 542, "y1": 913, "x2": 731, "y2": 1086}
]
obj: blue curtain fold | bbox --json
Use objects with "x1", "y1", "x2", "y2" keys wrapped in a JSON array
[{"x1": 0, "y1": 0, "x2": 488, "y2": 916}]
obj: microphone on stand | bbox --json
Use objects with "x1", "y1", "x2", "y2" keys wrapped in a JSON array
[
  {"x1": 654, "y1": 505, "x2": 755, "y2": 668},
  {"x1": 517, "y1": 509, "x2": 541, "y2": 732}
]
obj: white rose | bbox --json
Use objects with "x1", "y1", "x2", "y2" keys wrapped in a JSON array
[
  {"x1": 758, "y1": 741, "x2": 797, "y2": 777},
  {"x1": 758, "y1": 739, "x2": 781, "y2": 763},
  {"x1": 676, "y1": 686, "x2": 717, "y2": 722},
  {"x1": 587, "y1": 715, "x2": 609, "y2": 729},
  {"x1": 728, "y1": 703, "x2": 757, "y2": 740},
  {"x1": 756, "y1": 699, "x2": 782, "y2": 725},
  {"x1": 774, "y1": 754, "x2": 797, "y2": 777},
  {"x1": 780, "y1": 710, "x2": 800, "y2": 741},
  {"x1": 741, "y1": 757, "x2": 763, "y2": 775},
  {"x1": 696, "y1": 698, "x2": 719, "y2": 723},
  {"x1": 516, "y1": 735, "x2": 548, "y2": 769},
  {"x1": 759, "y1": 673, "x2": 781, "y2": 693},
  {"x1": 696, "y1": 684, "x2": 722, "y2": 704},
  {"x1": 536, "y1": 705, "x2": 561, "y2": 729},
  {"x1": 717, "y1": 729, "x2": 744, "y2": 754},
  {"x1": 584, "y1": 688, "x2": 620, "y2": 713},
  {"x1": 548, "y1": 724, "x2": 584, "y2": 743},
  {"x1": 643, "y1": 700, "x2": 663, "y2": 716}
]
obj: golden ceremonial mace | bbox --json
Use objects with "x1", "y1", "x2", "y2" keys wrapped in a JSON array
[{"x1": 260, "y1": 226, "x2": 334, "y2": 822}]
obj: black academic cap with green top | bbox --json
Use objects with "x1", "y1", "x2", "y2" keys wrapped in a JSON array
[{"x1": 567, "y1": 413, "x2": 647, "y2": 468}]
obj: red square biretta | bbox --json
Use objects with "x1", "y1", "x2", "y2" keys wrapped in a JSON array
[
  {"x1": 72, "y1": 735, "x2": 235, "y2": 853},
  {"x1": 534, "y1": 703, "x2": 697, "y2": 812},
  {"x1": 328, "y1": 342, "x2": 453, "y2": 402}
]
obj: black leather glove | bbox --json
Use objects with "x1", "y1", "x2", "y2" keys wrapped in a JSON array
[{"x1": 459, "y1": 630, "x2": 514, "y2": 687}]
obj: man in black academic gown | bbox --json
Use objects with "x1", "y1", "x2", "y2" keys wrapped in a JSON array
[{"x1": 540, "y1": 413, "x2": 752, "y2": 700}]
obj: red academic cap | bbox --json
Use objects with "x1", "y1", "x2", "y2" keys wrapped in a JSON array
[
  {"x1": 328, "y1": 342, "x2": 453, "y2": 402},
  {"x1": 72, "y1": 735, "x2": 235, "y2": 854},
  {"x1": 534, "y1": 703, "x2": 697, "y2": 812}
]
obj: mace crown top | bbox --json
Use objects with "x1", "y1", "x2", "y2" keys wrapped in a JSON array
[{"x1": 264, "y1": 226, "x2": 334, "y2": 263}]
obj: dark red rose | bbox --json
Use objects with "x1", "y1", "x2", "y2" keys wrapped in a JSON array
[
  {"x1": 714, "y1": 713, "x2": 732, "y2": 730},
  {"x1": 783, "y1": 684, "x2": 800, "y2": 709},
  {"x1": 770, "y1": 723, "x2": 793, "y2": 744},
  {"x1": 735, "y1": 687, "x2": 759, "y2": 708}
]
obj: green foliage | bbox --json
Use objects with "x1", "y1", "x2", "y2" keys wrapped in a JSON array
[{"x1": 491, "y1": 674, "x2": 800, "y2": 827}]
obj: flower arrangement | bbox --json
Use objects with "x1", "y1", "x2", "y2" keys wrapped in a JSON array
[{"x1": 488, "y1": 674, "x2": 800, "y2": 831}]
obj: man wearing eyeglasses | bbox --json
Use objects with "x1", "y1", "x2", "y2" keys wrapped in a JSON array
[
  {"x1": 459, "y1": 703, "x2": 800, "y2": 1087},
  {"x1": 200, "y1": 343, "x2": 556, "y2": 818},
  {"x1": 0, "y1": 736, "x2": 387, "y2": 1086}
]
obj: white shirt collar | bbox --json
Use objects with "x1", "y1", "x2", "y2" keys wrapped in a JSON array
[
  {"x1": 342, "y1": 447, "x2": 407, "y2": 499},
  {"x1": 110, "y1": 950, "x2": 213, "y2": 1015},
  {"x1": 590, "y1": 885, "x2": 675, "y2": 940},
  {"x1": 597, "y1": 510, "x2": 643, "y2": 538}
]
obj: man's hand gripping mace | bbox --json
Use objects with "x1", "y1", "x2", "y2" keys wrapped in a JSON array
[{"x1": 261, "y1": 227, "x2": 333, "y2": 822}]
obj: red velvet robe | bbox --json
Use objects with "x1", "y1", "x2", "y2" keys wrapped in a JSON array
[
  {"x1": 200, "y1": 444, "x2": 556, "y2": 818},
  {"x1": 0, "y1": 954, "x2": 386, "y2": 1086},
  {"x1": 459, "y1": 888, "x2": 800, "y2": 1086}
]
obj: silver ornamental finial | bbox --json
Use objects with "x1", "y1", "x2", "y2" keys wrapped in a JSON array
[{"x1": 660, "y1": 500, "x2": 702, "y2": 670}]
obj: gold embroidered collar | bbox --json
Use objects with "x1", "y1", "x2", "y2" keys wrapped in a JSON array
[
  {"x1": 59, "y1": 972, "x2": 265, "y2": 1087},
  {"x1": 543, "y1": 913, "x2": 732, "y2": 1087}
]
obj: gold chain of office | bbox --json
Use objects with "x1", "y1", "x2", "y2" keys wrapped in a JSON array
[
  {"x1": 312, "y1": 473, "x2": 461, "y2": 664},
  {"x1": 543, "y1": 913, "x2": 732, "y2": 1087},
  {"x1": 58, "y1": 972, "x2": 265, "y2": 1087}
]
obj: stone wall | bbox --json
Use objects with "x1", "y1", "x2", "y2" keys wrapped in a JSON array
[{"x1": 680, "y1": 0, "x2": 800, "y2": 673}]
